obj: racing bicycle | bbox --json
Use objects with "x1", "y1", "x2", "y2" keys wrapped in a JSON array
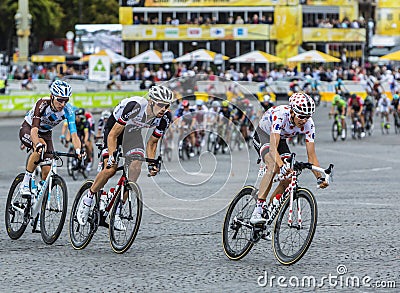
[
  {"x1": 69, "y1": 146, "x2": 161, "y2": 254},
  {"x1": 5, "y1": 151, "x2": 78, "y2": 244},
  {"x1": 222, "y1": 153, "x2": 333, "y2": 265},
  {"x1": 330, "y1": 112, "x2": 347, "y2": 141}
]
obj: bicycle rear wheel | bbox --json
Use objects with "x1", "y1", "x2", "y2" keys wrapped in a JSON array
[
  {"x1": 222, "y1": 186, "x2": 256, "y2": 260},
  {"x1": 5, "y1": 173, "x2": 29, "y2": 240},
  {"x1": 273, "y1": 188, "x2": 317, "y2": 265},
  {"x1": 69, "y1": 180, "x2": 99, "y2": 250},
  {"x1": 40, "y1": 175, "x2": 68, "y2": 245},
  {"x1": 109, "y1": 182, "x2": 143, "y2": 254}
]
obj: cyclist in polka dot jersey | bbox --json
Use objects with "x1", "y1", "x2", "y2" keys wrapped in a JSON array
[{"x1": 251, "y1": 92, "x2": 329, "y2": 227}]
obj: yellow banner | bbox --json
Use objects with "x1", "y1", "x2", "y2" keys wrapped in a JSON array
[
  {"x1": 122, "y1": 24, "x2": 273, "y2": 41},
  {"x1": 119, "y1": 7, "x2": 133, "y2": 25},
  {"x1": 275, "y1": 6, "x2": 302, "y2": 60},
  {"x1": 144, "y1": 0, "x2": 290, "y2": 7},
  {"x1": 339, "y1": 4, "x2": 358, "y2": 22},
  {"x1": 377, "y1": 0, "x2": 399, "y2": 8},
  {"x1": 306, "y1": 0, "x2": 356, "y2": 5},
  {"x1": 376, "y1": 8, "x2": 400, "y2": 36},
  {"x1": 303, "y1": 28, "x2": 366, "y2": 42},
  {"x1": 31, "y1": 55, "x2": 66, "y2": 63}
]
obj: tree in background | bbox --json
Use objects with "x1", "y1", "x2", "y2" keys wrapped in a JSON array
[{"x1": 0, "y1": 0, "x2": 119, "y2": 56}]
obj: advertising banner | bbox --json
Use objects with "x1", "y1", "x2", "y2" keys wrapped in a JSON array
[
  {"x1": 339, "y1": 4, "x2": 358, "y2": 23},
  {"x1": 377, "y1": 0, "x2": 399, "y2": 8},
  {"x1": 122, "y1": 24, "x2": 272, "y2": 41},
  {"x1": 144, "y1": 0, "x2": 288, "y2": 7},
  {"x1": 0, "y1": 92, "x2": 147, "y2": 112},
  {"x1": 303, "y1": 28, "x2": 366, "y2": 42},
  {"x1": 376, "y1": 8, "x2": 400, "y2": 36},
  {"x1": 89, "y1": 56, "x2": 110, "y2": 82},
  {"x1": 275, "y1": 6, "x2": 301, "y2": 60},
  {"x1": 306, "y1": 0, "x2": 356, "y2": 5}
]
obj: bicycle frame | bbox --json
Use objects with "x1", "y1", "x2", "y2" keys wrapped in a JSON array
[
  {"x1": 102, "y1": 166, "x2": 128, "y2": 218},
  {"x1": 257, "y1": 154, "x2": 333, "y2": 228},
  {"x1": 12, "y1": 154, "x2": 61, "y2": 222}
]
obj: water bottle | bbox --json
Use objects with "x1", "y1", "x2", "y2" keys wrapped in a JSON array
[
  {"x1": 272, "y1": 193, "x2": 282, "y2": 207},
  {"x1": 97, "y1": 161, "x2": 103, "y2": 172},
  {"x1": 99, "y1": 191, "x2": 107, "y2": 211},
  {"x1": 108, "y1": 188, "x2": 115, "y2": 202},
  {"x1": 31, "y1": 178, "x2": 37, "y2": 201}
]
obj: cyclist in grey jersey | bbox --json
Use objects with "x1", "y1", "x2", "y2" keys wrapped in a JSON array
[
  {"x1": 19, "y1": 80, "x2": 83, "y2": 196},
  {"x1": 77, "y1": 85, "x2": 174, "y2": 229}
]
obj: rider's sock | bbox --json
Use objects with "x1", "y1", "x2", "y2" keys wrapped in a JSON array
[
  {"x1": 255, "y1": 198, "x2": 265, "y2": 213},
  {"x1": 22, "y1": 170, "x2": 33, "y2": 186}
]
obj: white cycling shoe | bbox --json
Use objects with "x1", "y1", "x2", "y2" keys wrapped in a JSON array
[
  {"x1": 250, "y1": 210, "x2": 267, "y2": 225},
  {"x1": 19, "y1": 184, "x2": 32, "y2": 198},
  {"x1": 114, "y1": 214, "x2": 126, "y2": 231}
]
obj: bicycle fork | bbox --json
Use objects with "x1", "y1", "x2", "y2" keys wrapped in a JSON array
[{"x1": 287, "y1": 174, "x2": 302, "y2": 229}]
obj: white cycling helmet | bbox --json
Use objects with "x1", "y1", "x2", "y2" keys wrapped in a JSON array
[
  {"x1": 149, "y1": 85, "x2": 174, "y2": 104},
  {"x1": 289, "y1": 92, "x2": 315, "y2": 116},
  {"x1": 196, "y1": 100, "x2": 204, "y2": 106},
  {"x1": 211, "y1": 101, "x2": 220, "y2": 108},
  {"x1": 50, "y1": 80, "x2": 72, "y2": 98},
  {"x1": 101, "y1": 110, "x2": 111, "y2": 119}
]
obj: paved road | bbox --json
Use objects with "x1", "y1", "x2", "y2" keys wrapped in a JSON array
[{"x1": 0, "y1": 105, "x2": 399, "y2": 292}]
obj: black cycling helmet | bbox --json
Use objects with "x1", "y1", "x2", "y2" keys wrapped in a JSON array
[{"x1": 75, "y1": 108, "x2": 85, "y2": 117}]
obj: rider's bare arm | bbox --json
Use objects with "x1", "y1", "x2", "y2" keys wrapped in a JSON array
[
  {"x1": 84, "y1": 128, "x2": 89, "y2": 144},
  {"x1": 269, "y1": 132, "x2": 284, "y2": 169},
  {"x1": 71, "y1": 132, "x2": 82, "y2": 152},
  {"x1": 107, "y1": 123, "x2": 125, "y2": 161},
  {"x1": 146, "y1": 135, "x2": 159, "y2": 160},
  {"x1": 305, "y1": 141, "x2": 322, "y2": 179},
  {"x1": 30, "y1": 127, "x2": 41, "y2": 150}
]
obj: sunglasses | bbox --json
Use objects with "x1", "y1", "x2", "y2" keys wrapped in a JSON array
[
  {"x1": 155, "y1": 102, "x2": 170, "y2": 109},
  {"x1": 56, "y1": 97, "x2": 69, "y2": 104},
  {"x1": 296, "y1": 114, "x2": 311, "y2": 120}
]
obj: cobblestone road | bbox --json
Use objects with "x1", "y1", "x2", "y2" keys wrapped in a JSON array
[{"x1": 0, "y1": 105, "x2": 399, "y2": 292}]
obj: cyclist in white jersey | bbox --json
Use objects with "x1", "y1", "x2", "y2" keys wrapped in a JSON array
[
  {"x1": 250, "y1": 93, "x2": 329, "y2": 226},
  {"x1": 377, "y1": 94, "x2": 391, "y2": 124},
  {"x1": 76, "y1": 85, "x2": 174, "y2": 229},
  {"x1": 18, "y1": 80, "x2": 83, "y2": 196}
]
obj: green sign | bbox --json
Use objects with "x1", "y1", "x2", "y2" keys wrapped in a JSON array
[{"x1": 94, "y1": 59, "x2": 106, "y2": 72}]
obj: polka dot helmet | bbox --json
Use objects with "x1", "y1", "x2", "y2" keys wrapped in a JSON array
[{"x1": 289, "y1": 92, "x2": 315, "y2": 116}]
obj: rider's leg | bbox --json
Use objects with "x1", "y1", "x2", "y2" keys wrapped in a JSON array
[
  {"x1": 258, "y1": 152, "x2": 278, "y2": 201},
  {"x1": 90, "y1": 156, "x2": 117, "y2": 194},
  {"x1": 268, "y1": 179, "x2": 291, "y2": 205},
  {"x1": 86, "y1": 140, "x2": 93, "y2": 162},
  {"x1": 128, "y1": 160, "x2": 142, "y2": 183}
]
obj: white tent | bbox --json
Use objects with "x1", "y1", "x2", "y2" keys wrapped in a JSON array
[
  {"x1": 175, "y1": 49, "x2": 229, "y2": 62},
  {"x1": 230, "y1": 50, "x2": 282, "y2": 63},
  {"x1": 77, "y1": 49, "x2": 128, "y2": 64},
  {"x1": 126, "y1": 50, "x2": 164, "y2": 64},
  {"x1": 287, "y1": 50, "x2": 340, "y2": 63}
]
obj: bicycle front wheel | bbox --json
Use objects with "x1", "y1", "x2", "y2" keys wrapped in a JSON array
[
  {"x1": 69, "y1": 180, "x2": 98, "y2": 250},
  {"x1": 273, "y1": 188, "x2": 317, "y2": 265},
  {"x1": 222, "y1": 186, "x2": 256, "y2": 260},
  {"x1": 331, "y1": 121, "x2": 339, "y2": 142},
  {"x1": 40, "y1": 175, "x2": 68, "y2": 245},
  {"x1": 5, "y1": 173, "x2": 29, "y2": 240},
  {"x1": 109, "y1": 182, "x2": 143, "y2": 254}
]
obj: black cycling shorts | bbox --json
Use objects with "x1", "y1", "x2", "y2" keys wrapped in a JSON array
[{"x1": 252, "y1": 126, "x2": 290, "y2": 162}]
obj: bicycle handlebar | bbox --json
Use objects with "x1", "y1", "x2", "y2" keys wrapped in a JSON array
[
  {"x1": 34, "y1": 150, "x2": 80, "y2": 165},
  {"x1": 274, "y1": 153, "x2": 334, "y2": 186}
]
